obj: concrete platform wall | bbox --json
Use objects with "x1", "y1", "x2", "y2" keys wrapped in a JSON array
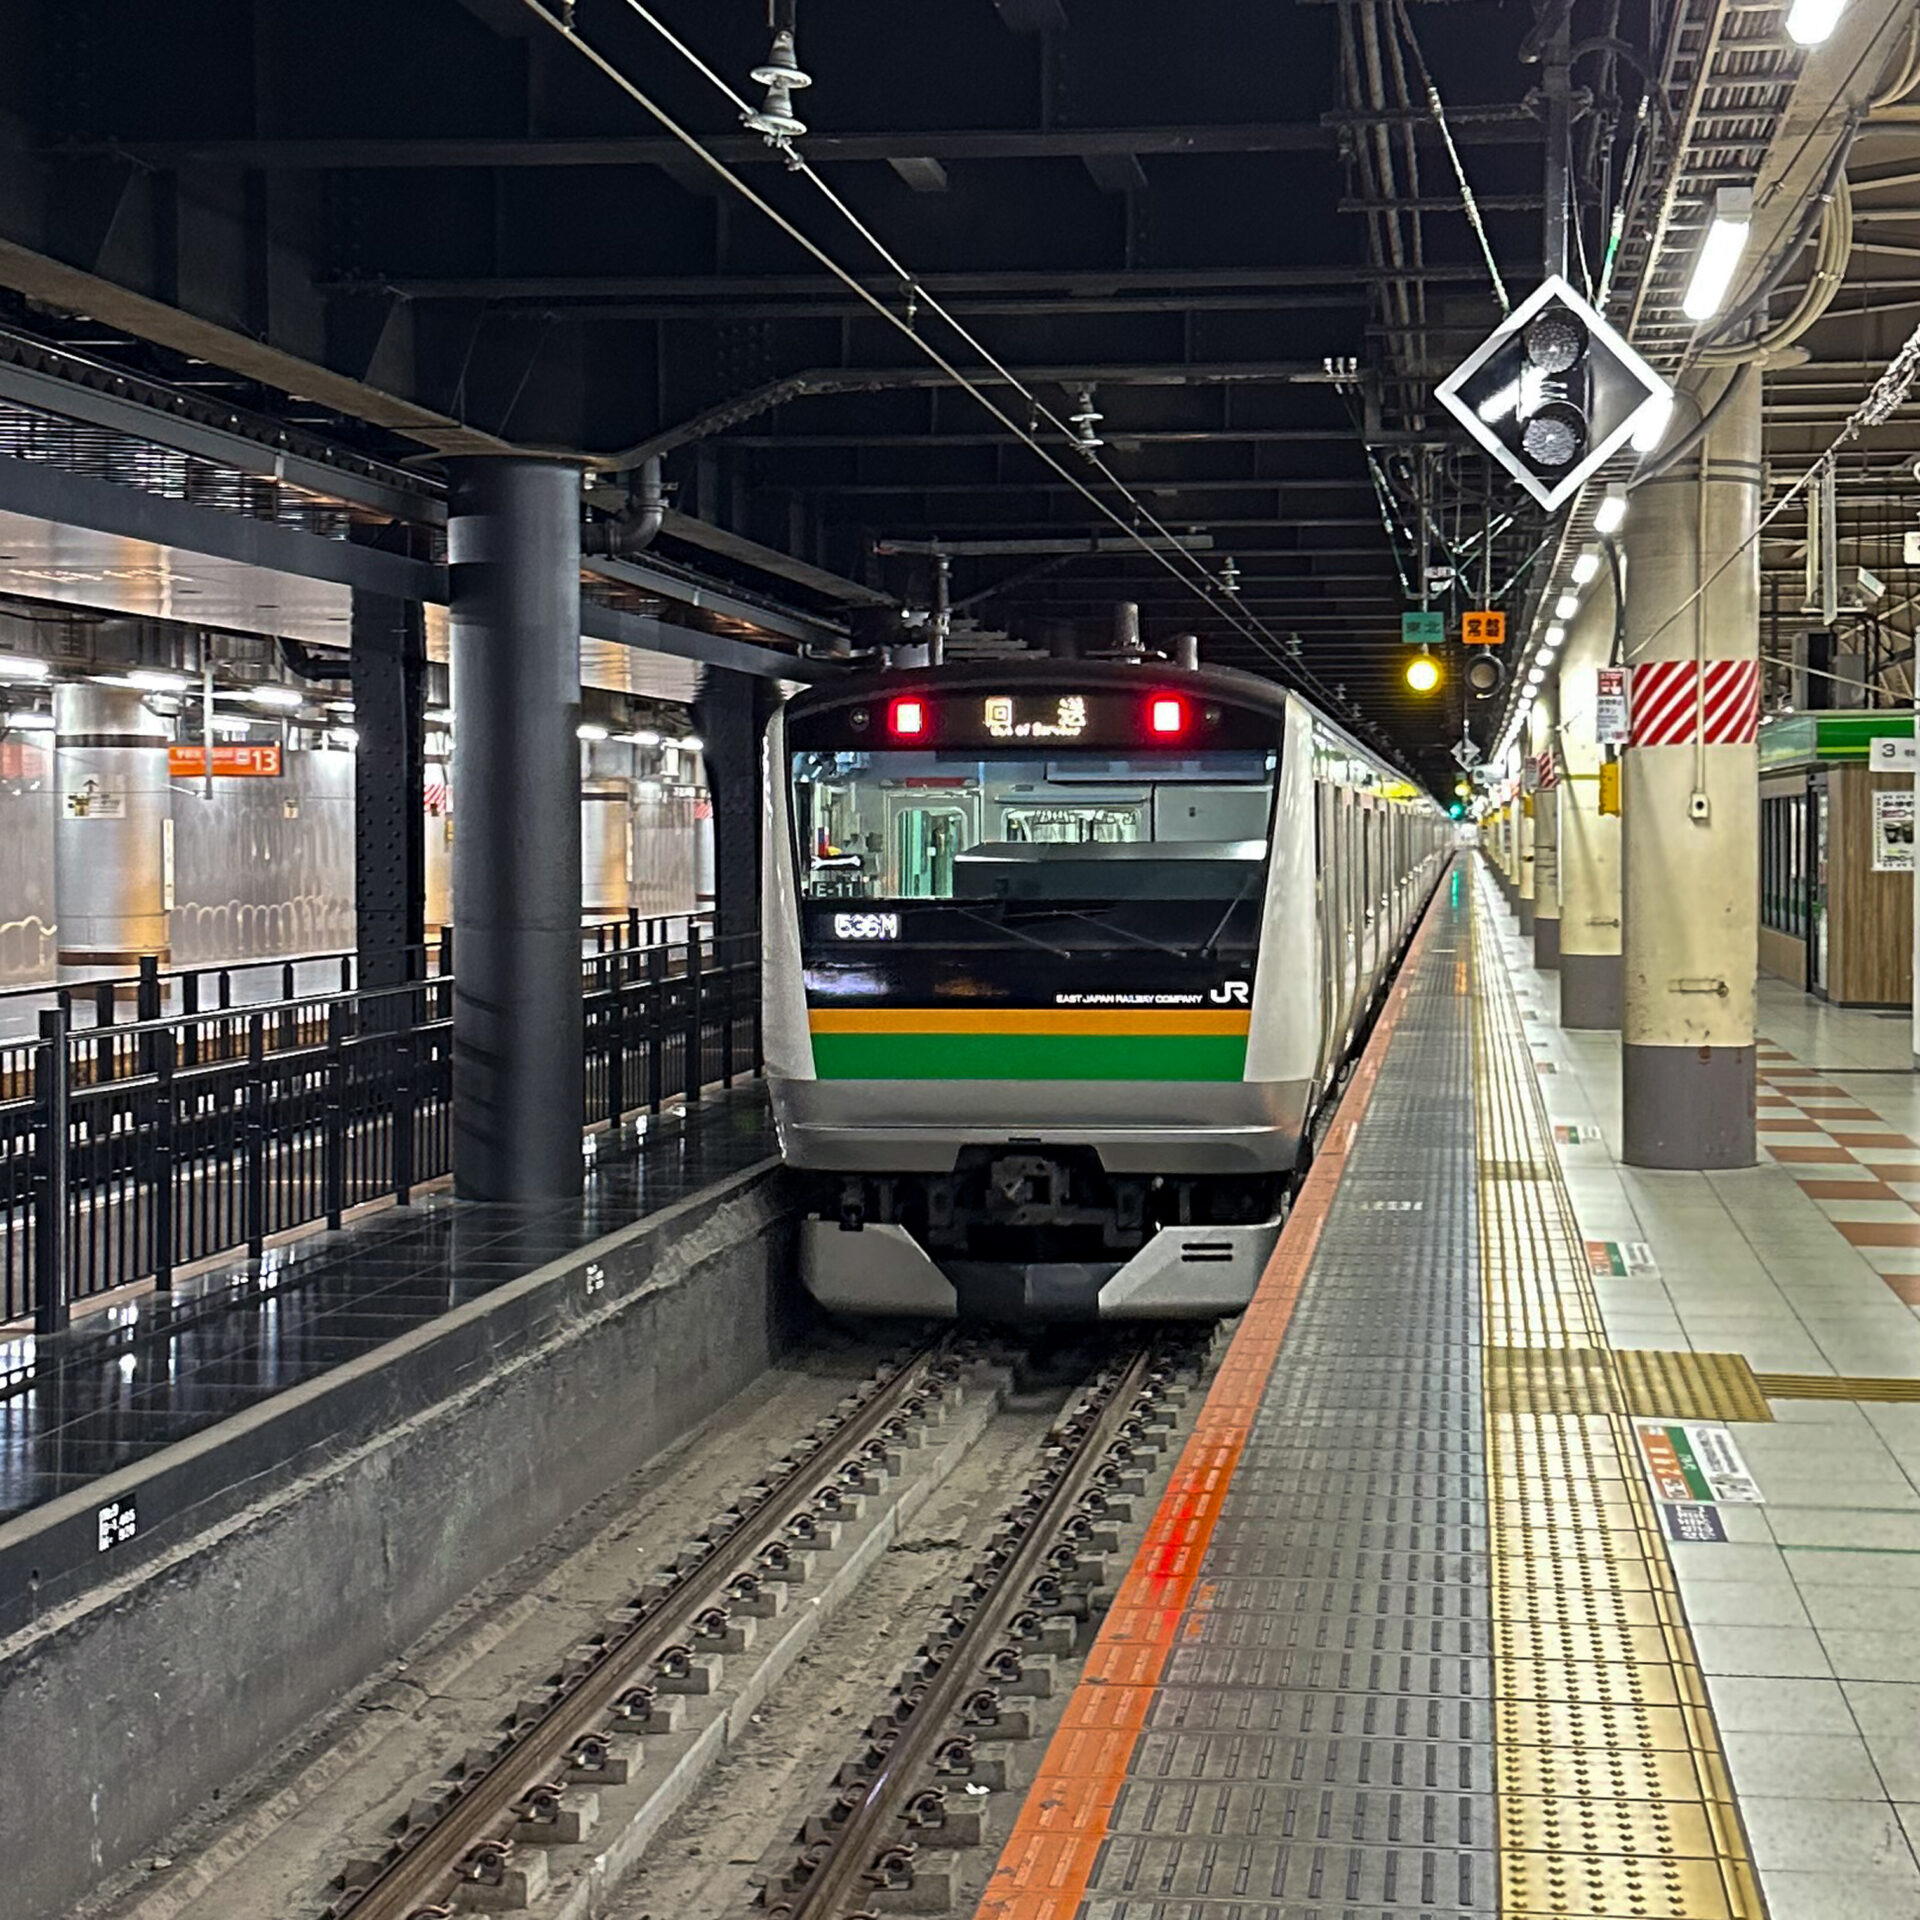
[{"x1": 0, "y1": 1162, "x2": 793, "y2": 1920}]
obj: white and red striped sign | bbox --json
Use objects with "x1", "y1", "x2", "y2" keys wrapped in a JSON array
[
  {"x1": 1628, "y1": 659, "x2": 1759, "y2": 748},
  {"x1": 1535, "y1": 749, "x2": 1557, "y2": 790}
]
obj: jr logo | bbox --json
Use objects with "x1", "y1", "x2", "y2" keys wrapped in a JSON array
[{"x1": 1209, "y1": 981, "x2": 1251, "y2": 1005}]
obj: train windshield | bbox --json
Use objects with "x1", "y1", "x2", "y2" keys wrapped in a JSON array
[{"x1": 789, "y1": 748, "x2": 1276, "y2": 955}]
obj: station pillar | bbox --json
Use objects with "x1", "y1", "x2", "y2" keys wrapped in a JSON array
[
  {"x1": 1518, "y1": 781, "x2": 1537, "y2": 934},
  {"x1": 1556, "y1": 591, "x2": 1623, "y2": 1028},
  {"x1": 1530, "y1": 684, "x2": 1561, "y2": 969},
  {"x1": 351, "y1": 584, "x2": 428, "y2": 994},
  {"x1": 1621, "y1": 369, "x2": 1760, "y2": 1168},
  {"x1": 446, "y1": 456, "x2": 585, "y2": 1201},
  {"x1": 53, "y1": 681, "x2": 172, "y2": 975},
  {"x1": 693, "y1": 669, "x2": 764, "y2": 941}
]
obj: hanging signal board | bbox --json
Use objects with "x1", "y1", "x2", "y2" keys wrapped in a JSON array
[{"x1": 1462, "y1": 611, "x2": 1506, "y2": 646}]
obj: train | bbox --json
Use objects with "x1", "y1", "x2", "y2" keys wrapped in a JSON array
[{"x1": 761, "y1": 651, "x2": 1451, "y2": 1320}]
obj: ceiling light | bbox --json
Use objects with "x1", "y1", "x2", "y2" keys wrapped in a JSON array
[
  {"x1": 426, "y1": 707, "x2": 453, "y2": 726},
  {"x1": 678, "y1": 734, "x2": 705, "y2": 752},
  {"x1": 1545, "y1": 624, "x2": 1567, "y2": 647},
  {"x1": 1536, "y1": 645, "x2": 1553, "y2": 667},
  {"x1": 326, "y1": 699, "x2": 354, "y2": 715},
  {"x1": 1571, "y1": 551, "x2": 1601, "y2": 586},
  {"x1": 1683, "y1": 186, "x2": 1753, "y2": 322},
  {"x1": 245, "y1": 685, "x2": 305, "y2": 711},
  {"x1": 5, "y1": 709, "x2": 53, "y2": 732},
  {"x1": 1555, "y1": 592, "x2": 1580, "y2": 621},
  {"x1": 577, "y1": 722, "x2": 610, "y2": 741},
  {"x1": 1527, "y1": 666, "x2": 1546, "y2": 685},
  {"x1": 1785, "y1": 0, "x2": 1846, "y2": 43},
  {"x1": 1593, "y1": 484, "x2": 1629, "y2": 535},
  {"x1": 0, "y1": 651, "x2": 49, "y2": 681},
  {"x1": 129, "y1": 668, "x2": 190, "y2": 692},
  {"x1": 1629, "y1": 391, "x2": 1674, "y2": 455}
]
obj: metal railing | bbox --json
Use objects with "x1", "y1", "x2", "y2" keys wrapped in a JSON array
[
  {"x1": 0, "y1": 909, "x2": 717, "y2": 1036},
  {"x1": 0, "y1": 926, "x2": 759, "y2": 1333}
]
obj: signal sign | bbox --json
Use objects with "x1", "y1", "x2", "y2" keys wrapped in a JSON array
[
  {"x1": 1462, "y1": 610, "x2": 1506, "y2": 646},
  {"x1": 1401, "y1": 610, "x2": 1444, "y2": 646},
  {"x1": 1434, "y1": 275, "x2": 1671, "y2": 511}
]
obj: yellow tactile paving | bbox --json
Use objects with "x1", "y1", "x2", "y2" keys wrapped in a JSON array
[{"x1": 1471, "y1": 872, "x2": 1765, "y2": 1920}]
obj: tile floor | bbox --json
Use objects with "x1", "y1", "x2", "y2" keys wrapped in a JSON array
[{"x1": 1488, "y1": 876, "x2": 1920, "y2": 1919}]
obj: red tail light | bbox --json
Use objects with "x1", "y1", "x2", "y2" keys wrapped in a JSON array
[
  {"x1": 888, "y1": 696, "x2": 927, "y2": 738},
  {"x1": 1148, "y1": 695, "x2": 1188, "y2": 736}
]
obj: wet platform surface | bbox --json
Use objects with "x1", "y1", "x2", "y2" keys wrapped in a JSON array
[{"x1": 0, "y1": 1089, "x2": 775, "y2": 1523}]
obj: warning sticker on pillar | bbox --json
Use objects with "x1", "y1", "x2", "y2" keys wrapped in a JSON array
[
  {"x1": 1627, "y1": 659, "x2": 1759, "y2": 747},
  {"x1": 1535, "y1": 749, "x2": 1557, "y2": 790}
]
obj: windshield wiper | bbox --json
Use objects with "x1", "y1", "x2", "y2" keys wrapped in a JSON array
[
  {"x1": 1031, "y1": 907, "x2": 1190, "y2": 961},
  {"x1": 1197, "y1": 870, "x2": 1260, "y2": 960}
]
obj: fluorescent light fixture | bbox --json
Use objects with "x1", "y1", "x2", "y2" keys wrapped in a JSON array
[
  {"x1": 1545, "y1": 624, "x2": 1567, "y2": 647},
  {"x1": 1593, "y1": 484, "x2": 1628, "y2": 534},
  {"x1": 1629, "y1": 391, "x2": 1674, "y2": 456},
  {"x1": 1571, "y1": 551, "x2": 1601, "y2": 586},
  {"x1": 1683, "y1": 186, "x2": 1753, "y2": 322},
  {"x1": 426, "y1": 706, "x2": 453, "y2": 726},
  {"x1": 1785, "y1": 0, "x2": 1845, "y2": 43},
  {"x1": 5, "y1": 709, "x2": 53, "y2": 731},
  {"x1": 326, "y1": 699, "x2": 354, "y2": 715},
  {"x1": 127, "y1": 668, "x2": 190, "y2": 692},
  {"x1": 627, "y1": 728, "x2": 663, "y2": 748},
  {"x1": 0, "y1": 651, "x2": 49, "y2": 681},
  {"x1": 678, "y1": 734, "x2": 704, "y2": 753},
  {"x1": 577, "y1": 722, "x2": 611, "y2": 741},
  {"x1": 245, "y1": 685, "x2": 305, "y2": 711},
  {"x1": 1554, "y1": 592, "x2": 1580, "y2": 621}
]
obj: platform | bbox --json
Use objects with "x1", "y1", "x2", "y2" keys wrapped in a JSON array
[
  {"x1": 0, "y1": 1086, "x2": 775, "y2": 1527},
  {"x1": 981, "y1": 858, "x2": 1920, "y2": 1920}
]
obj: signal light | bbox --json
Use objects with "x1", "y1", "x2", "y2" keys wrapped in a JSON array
[
  {"x1": 888, "y1": 696, "x2": 927, "y2": 739},
  {"x1": 1405, "y1": 652, "x2": 1441, "y2": 694},
  {"x1": 1448, "y1": 801, "x2": 1466, "y2": 820},
  {"x1": 1148, "y1": 695, "x2": 1188, "y2": 736},
  {"x1": 1466, "y1": 652, "x2": 1507, "y2": 701}
]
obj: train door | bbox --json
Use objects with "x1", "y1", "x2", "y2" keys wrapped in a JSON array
[
  {"x1": 1315, "y1": 780, "x2": 1341, "y2": 1086},
  {"x1": 885, "y1": 792, "x2": 981, "y2": 896}
]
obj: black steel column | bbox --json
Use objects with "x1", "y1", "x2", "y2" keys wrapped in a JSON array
[
  {"x1": 694, "y1": 668, "x2": 764, "y2": 941},
  {"x1": 350, "y1": 585, "x2": 427, "y2": 993},
  {"x1": 448, "y1": 457, "x2": 585, "y2": 1200}
]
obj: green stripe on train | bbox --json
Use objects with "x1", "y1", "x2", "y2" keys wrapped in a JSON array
[{"x1": 810, "y1": 1031, "x2": 1249, "y2": 1081}]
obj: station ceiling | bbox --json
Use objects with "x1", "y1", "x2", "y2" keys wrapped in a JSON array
[{"x1": 0, "y1": 2, "x2": 1911, "y2": 782}]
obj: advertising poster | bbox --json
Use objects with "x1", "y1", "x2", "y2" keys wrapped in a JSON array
[{"x1": 1874, "y1": 789, "x2": 1915, "y2": 873}]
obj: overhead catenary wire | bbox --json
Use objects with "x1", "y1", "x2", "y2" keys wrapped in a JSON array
[
  {"x1": 561, "y1": 0, "x2": 1363, "y2": 714},
  {"x1": 1389, "y1": 0, "x2": 1510, "y2": 311}
]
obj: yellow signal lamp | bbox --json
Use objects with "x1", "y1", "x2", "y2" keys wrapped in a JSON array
[{"x1": 1405, "y1": 649, "x2": 1441, "y2": 694}]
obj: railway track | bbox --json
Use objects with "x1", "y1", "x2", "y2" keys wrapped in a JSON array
[
  {"x1": 306, "y1": 1332, "x2": 1201, "y2": 1920},
  {"x1": 319, "y1": 1339, "x2": 968, "y2": 1920},
  {"x1": 748, "y1": 1342, "x2": 1189, "y2": 1920}
]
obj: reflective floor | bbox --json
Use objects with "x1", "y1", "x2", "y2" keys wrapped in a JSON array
[{"x1": 0, "y1": 1089, "x2": 775, "y2": 1523}]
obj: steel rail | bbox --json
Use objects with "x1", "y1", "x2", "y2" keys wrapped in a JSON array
[
  {"x1": 324, "y1": 1339, "x2": 959, "y2": 1920},
  {"x1": 773, "y1": 1343, "x2": 1168, "y2": 1920}
]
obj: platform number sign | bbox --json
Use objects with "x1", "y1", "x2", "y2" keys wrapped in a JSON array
[
  {"x1": 96, "y1": 1497, "x2": 137, "y2": 1553},
  {"x1": 1462, "y1": 610, "x2": 1506, "y2": 646}
]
